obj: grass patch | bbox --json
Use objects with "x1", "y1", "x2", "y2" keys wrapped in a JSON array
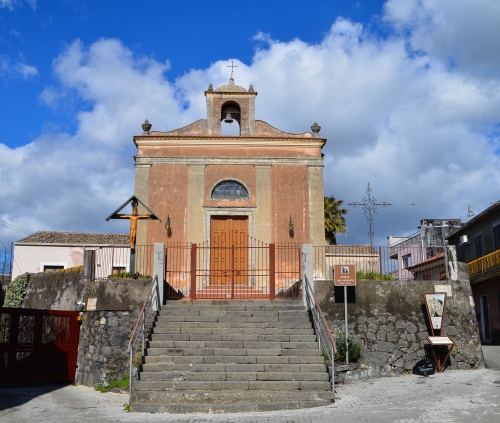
[
  {"x1": 123, "y1": 402, "x2": 131, "y2": 412},
  {"x1": 94, "y1": 376, "x2": 129, "y2": 393}
]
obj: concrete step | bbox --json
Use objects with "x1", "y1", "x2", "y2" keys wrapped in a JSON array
[
  {"x1": 139, "y1": 371, "x2": 329, "y2": 382},
  {"x1": 130, "y1": 400, "x2": 332, "y2": 413},
  {"x1": 144, "y1": 355, "x2": 326, "y2": 365},
  {"x1": 130, "y1": 390, "x2": 334, "y2": 413},
  {"x1": 145, "y1": 348, "x2": 323, "y2": 357},
  {"x1": 159, "y1": 309, "x2": 307, "y2": 316},
  {"x1": 162, "y1": 304, "x2": 305, "y2": 312},
  {"x1": 151, "y1": 327, "x2": 315, "y2": 336},
  {"x1": 152, "y1": 322, "x2": 314, "y2": 333},
  {"x1": 133, "y1": 380, "x2": 332, "y2": 392},
  {"x1": 142, "y1": 362, "x2": 327, "y2": 373},
  {"x1": 150, "y1": 333, "x2": 317, "y2": 342},
  {"x1": 147, "y1": 341, "x2": 320, "y2": 350}
]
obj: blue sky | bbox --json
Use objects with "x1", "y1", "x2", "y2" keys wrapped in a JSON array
[
  {"x1": 1, "y1": 0, "x2": 500, "y2": 263},
  {"x1": 2, "y1": 0, "x2": 386, "y2": 148}
]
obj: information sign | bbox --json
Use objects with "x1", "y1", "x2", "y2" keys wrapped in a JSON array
[{"x1": 334, "y1": 264, "x2": 356, "y2": 286}]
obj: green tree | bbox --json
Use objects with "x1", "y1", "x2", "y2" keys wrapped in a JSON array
[{"x1": 324, "y1": 196, "x2": 348, "y2": 245}]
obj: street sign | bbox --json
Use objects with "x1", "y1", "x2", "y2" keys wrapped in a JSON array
[{"x1": 334, "y1": 264, "x2": 356, "y2": 286}]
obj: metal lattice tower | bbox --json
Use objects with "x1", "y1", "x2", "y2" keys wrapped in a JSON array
[{"x1": 348, "y1": 183, "x2": 391, "y2": 249}]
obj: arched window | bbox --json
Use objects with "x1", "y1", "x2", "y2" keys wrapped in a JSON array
[{"x1": 211, "y1": 180, "x2": 249, "y2": 200}]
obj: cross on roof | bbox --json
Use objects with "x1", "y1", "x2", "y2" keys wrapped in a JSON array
[
  {"x1": 348, "y1": 183, "x2": 391, "y2": 249},
  {"x1": 227, "y1": 61, "x2": 238, "y2": 78}
]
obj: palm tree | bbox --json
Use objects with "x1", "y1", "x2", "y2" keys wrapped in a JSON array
[{"x1": 324, "y1": 196, "x2": 348, "y2": 245}]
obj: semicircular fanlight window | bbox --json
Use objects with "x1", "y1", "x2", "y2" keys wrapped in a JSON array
[{"x1": 211, "y1": 180, "x2": 249, "y2": 200}]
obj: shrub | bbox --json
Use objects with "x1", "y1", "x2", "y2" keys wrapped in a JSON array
[
  {"x1": 335, "y1": 331, "x2": 362, "y2": 363},
  {"x1": 3, "y1": 273, "x2": 30, "y2": 308},
  {"x1": 107, "y1": 272, "x2": 150, "y2": 280},
  {"x1": 356, "y1": 270, "x2": 393, "y2": 281}
]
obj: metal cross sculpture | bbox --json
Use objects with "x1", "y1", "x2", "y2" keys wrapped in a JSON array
[
  {"x1": 227, "y1": 61, "x2": 238, "y2": 78},
  {"x1": 348, "y1": 183, "x2": 391, "y2": 250}
]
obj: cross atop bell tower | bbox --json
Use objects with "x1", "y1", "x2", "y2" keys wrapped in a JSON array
[{"x1": 205, "y1": 78, "x2": 257, "y2": 136}]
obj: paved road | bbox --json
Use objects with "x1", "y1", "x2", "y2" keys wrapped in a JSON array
[
  {"x1": 1, "y1": 368, "x2": 500, "y2": 423},
  {"x1": 483, "y1": 345, "x2": 500, "y2": 372}
]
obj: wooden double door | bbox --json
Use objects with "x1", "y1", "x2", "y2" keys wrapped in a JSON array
[{"x1": 210, "y1": 216, "x2": 248, "y2": 285}]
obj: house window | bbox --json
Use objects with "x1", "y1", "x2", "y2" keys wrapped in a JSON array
[
  {"x1": 493, "y1": 224, "x2": 500, "y2": 250},
  {"x1": 457, "y1": 244, "x2": 468, "y2": 262},
  {"x1": 402, "y1": 254, "x2": 412, "y2": 269},
  {"x1": 43, "y1": 265, "x2": 64, "y2": 272},
  {"x1": 112, "y1": 266, "x2": 126, "y2": 275},
  {"x1": 475, "y1": 233, "x2": 484, "y2": 258},
  {"x1": 211, "y1": 180, "x2": 249, "y2": 200}
]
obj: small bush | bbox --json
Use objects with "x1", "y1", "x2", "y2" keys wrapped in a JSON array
[
  {"x1": 107, "y1": 272, "x2": 150, "y2": 280},
  {"x1": 335, "y1": 331, "x2": 362, "y2": 363},
  {"x1": 3, "y1": 273, "x2": 30, "y2": 308},
  {"x1": 356, "y1": 270, "x2": 393, "y2": 281}
]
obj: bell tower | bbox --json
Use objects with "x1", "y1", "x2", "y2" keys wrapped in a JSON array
[{"x1": 205, "y1": 78, "x2": 257, "y2": 136}]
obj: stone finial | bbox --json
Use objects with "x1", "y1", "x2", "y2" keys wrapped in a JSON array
[
  {"x1": 208, "y1": 83, "x2": 213, "y2": 92},
  {"x1": 311, "y1": 122, "x2": 321, "y2": 136},
  {"x1": 249, "y1": 84, "x2": 254, "y2": 92},
  {"x1": 142, "y1": 119, "x2": 152, "y2": 134}
]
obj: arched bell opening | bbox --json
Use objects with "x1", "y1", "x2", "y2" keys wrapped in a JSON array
[{"x1": 220, "y1": 102, "x2": 241, "y2": 136}]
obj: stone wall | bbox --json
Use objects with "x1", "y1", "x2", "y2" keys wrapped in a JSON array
[
  {"x1": 75, "y1": 278, "x2": 152, "y2": 387},
  {"x1": 22, "y1": 267, "x2": 85, "y2": 310},
  {"x1": 315, "y1": 279, "x2": 484, "y2": 383},
  {"x1": 75, "y1": 309, "x2": 140, "y2": 387}
]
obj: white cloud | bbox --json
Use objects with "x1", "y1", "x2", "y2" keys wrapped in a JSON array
[
  {"x1": 384, "y1": 0, "x2": 500, "y2": 75},
  {"x1": 2, "y1": 4, "x2": 500, "y2": 246},
  {"x1": 0, "y1": 54, "x2": 38, "y2": 79},
  {"x1": 0, "y1": 0, "x2": 36, "y2": 11}
]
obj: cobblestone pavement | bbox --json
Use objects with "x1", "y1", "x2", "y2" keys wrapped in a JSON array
[{"x1": 1, "y1": 369, "x2": 500, "y2": 423}]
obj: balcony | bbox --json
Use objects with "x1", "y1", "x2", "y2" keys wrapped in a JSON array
[{"x1": 468, "y1": 249, "x2": 500, "y2": 278}]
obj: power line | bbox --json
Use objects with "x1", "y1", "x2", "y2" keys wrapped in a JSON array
[{"x1": 0, "y1": 220, "x2": 33, "y2": 235}]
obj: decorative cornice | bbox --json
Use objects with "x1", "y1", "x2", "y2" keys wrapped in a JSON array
[
  {"x1": 135, "y1": 156, "x2": 323, "y2": 167},
  {"x1": 134, "y1": 136, "x2": 326, "y2": 149},
  {"x1": 205, "y1": 91, "x2": 258, "y2": 96}
]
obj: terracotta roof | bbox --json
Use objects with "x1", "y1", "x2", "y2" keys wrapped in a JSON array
[
  {"x1": 16, "y1": 231, "x2": 129, "y2": 246},
  {"x1": 408, "y1": 252, "x2": 445, "y2": 270},
  {"x1": 325, "y1": 245, "x2": 378, "y2": 255}
]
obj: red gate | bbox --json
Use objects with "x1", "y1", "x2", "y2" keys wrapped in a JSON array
[{"x1": 0, "y1": 308, "x2": 79, "y2": 383}]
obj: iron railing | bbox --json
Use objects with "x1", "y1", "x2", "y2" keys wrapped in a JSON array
[
  {"x1": 468, "y1": 248, "x2": 500, "y2": 277},
  {"x1": 312, "y1": 245, "x2": 446, "y2": 281},
  {"x1": 303, "y1": 274, "x2": 336, "y2": 394},
  {"x1": 127, "y1": 275, "x2": 160, "y2": 399},
  {"x1": 164, "y1": 239, "x2": 301, "y2": 300}
]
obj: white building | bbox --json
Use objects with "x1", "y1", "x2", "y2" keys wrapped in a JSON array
[{"x1": 12, "y1": 232, "x2": 129, "y2": 279}]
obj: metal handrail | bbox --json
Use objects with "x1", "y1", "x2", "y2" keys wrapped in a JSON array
[
  {"x1": 303, "y1": 274, "x2": 336, "y2": 394},
  {"x1": 127, "y1": 274, "x2": 160, "y2": 399}
]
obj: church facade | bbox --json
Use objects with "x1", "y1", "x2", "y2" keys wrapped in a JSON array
[{"x1": 133, "y1": 78, "x2": 326, "y2": 251}]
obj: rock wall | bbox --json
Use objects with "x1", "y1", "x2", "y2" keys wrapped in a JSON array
[
  {"x1": 75, "y1": 309, "x2": 140, "y2": 387},
  {"x1": 75, "y1": 278, "x2": 152, "y2": 387},
  {"x1": 315, "y1": 279, "x2": 484, "y2": 383},
  {"x1": 22, "y1": 267, "x2": 85, "y2": 310}
]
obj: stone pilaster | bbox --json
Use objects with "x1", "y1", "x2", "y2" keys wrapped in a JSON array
[
  {"x1": 134, "y1": 164, "x2": 151, "y2": 246},
  {"x1": 308, "y1": 165, "x2": 325, "y2": 245},
  {"x1": 255, "y1": 165, "x2": 272, "y2": 243},
  {"x1": 187, "y1": 165, "x2": 206, "y2": 244}
]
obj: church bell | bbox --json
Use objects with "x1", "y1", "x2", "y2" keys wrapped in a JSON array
[{"x1": 224, "y1": 112, "x2": 234, "y2": 124}]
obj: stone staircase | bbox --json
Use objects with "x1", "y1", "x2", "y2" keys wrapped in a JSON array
[{"x1": 130, "y1": 300, "x2": 334, "y2": 413}]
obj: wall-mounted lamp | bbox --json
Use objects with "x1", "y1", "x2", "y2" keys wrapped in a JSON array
[
  {"x1": 165, "y1": 215, "x2": 172, "y2": 236},
  {"x1": 289, "y1": 215, "x2": 294, "y2": 237}
]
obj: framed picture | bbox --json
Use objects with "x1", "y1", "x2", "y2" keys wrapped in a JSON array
[{"x1": 423, "y1": 292, "x2": 447, "y2": 335}]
